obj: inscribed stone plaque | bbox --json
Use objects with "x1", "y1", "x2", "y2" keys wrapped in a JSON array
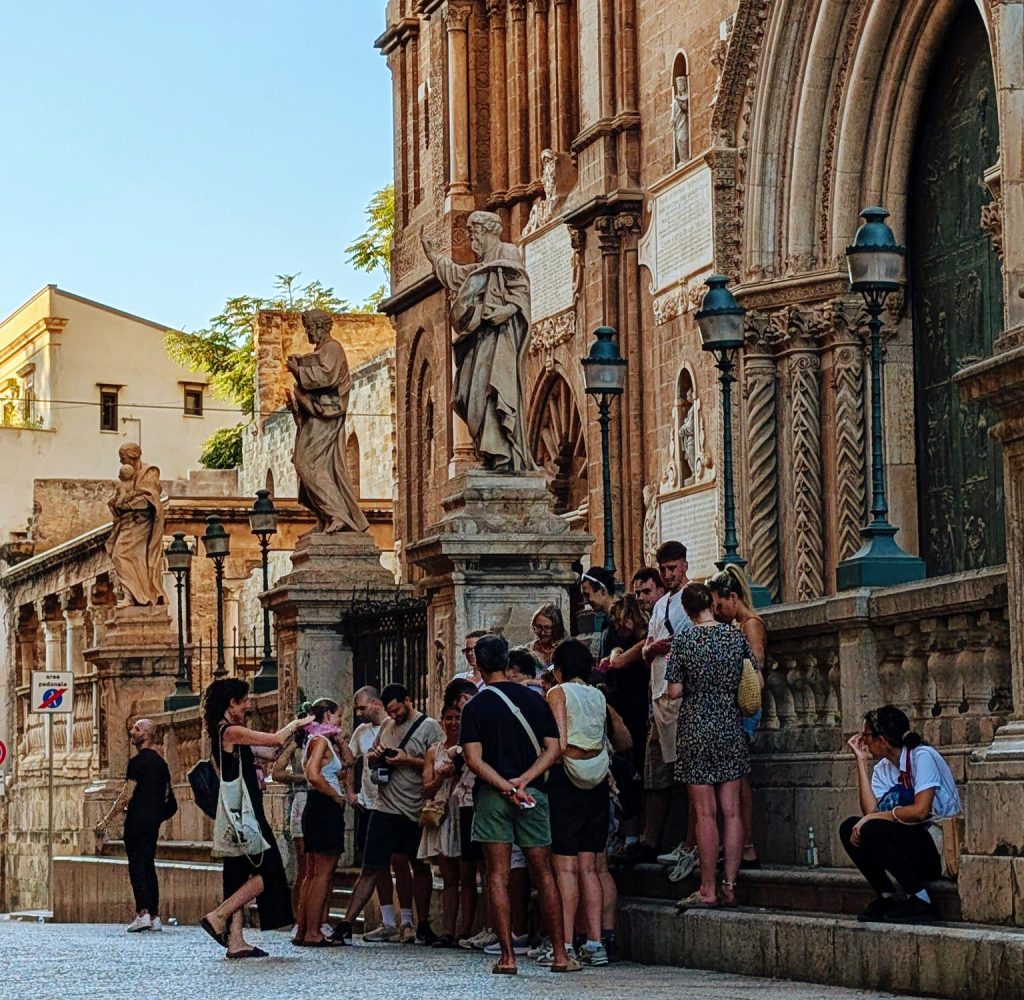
[
  {"x1": 639, "y1": 166, "x2": 714, "y2": 293},
  {"x1": 658, "y1": 485, "x2": 719, "y2": 579},
  {"x1": 578, "y1": 0, "x2": 600, "y2": 131},
  {"x1": 524, "y1": 224, "x2": 574, "y2": 321}
]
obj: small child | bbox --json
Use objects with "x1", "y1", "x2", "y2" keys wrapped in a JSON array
[{"x1": 111, "y1": 464, "x2": 146, "y2": 511}]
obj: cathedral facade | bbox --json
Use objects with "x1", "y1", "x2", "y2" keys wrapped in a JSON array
[{"x1": 378, "y1": 0, "x2": 1024, "y2": 923}]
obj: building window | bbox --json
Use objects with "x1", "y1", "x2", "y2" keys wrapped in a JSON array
[
  {"x1": 183, "y1": 387, "x2": 204, "y2": 416},
  {"x1": 99, "y1": 388, "x2": 119, "y2": 431}
]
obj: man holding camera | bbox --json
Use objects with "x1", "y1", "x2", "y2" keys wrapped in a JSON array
[{"x1": 333, "y1": 684, "x2": 442, "y2": 945}]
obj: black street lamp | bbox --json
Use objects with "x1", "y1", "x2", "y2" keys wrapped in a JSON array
[
  {"x1": 695, "y1": 275, "x2": 773, "y2": 607},
  {"x1": 248, "y1": 489, "x2": 278, "y2": 694},
  {"x1": 164, "y1": 532, "x2": 198, "y2": 710},
  {"x1": 201, "y1": 514, "x2": 231, "y2": 678},
  {"x1": 582, "y1": 326, "x2": 628, "y2": 577},
  {"x1": 836, "y1": 207, "x2": 925, "y2": 590}
]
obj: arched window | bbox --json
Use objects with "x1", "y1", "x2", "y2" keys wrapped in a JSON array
[
  {"x1": 671, "y1": 52, "x2": 690, "y2": 167},
  {"x1": 909, "y1": 4, "x2": 1004, "y2": 575},
  {"x1": 346, "y1": 433, "x2": 361, "y2": 499}
]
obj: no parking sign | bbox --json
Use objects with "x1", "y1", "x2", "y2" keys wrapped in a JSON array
[{"x1": 31, "y1": 671, "x2": 74, "y2": 714}]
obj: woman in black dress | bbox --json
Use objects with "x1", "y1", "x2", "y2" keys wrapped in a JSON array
[{"x1": 200, "y1": 678, "x2": 311, "y2": 958}]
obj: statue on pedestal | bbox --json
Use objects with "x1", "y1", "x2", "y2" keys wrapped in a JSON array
[
  {"x1": 106, "y1": 443, "x2": 167, "y2": 607},
  {"x1": 421, "y1": 212, "x2": 536, "y2": 472},
  {"x1": 286, "y1": 309, "x2": 369, "y2": 533},
  {"x1": 671, "y1": 75, "x2": 690, "y2": 166}
]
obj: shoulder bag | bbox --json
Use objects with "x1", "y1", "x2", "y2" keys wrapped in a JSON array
[
  {"x1": 482, "y1": 685, "x2": 549, "y2": 787},
  {"x1": 737, "y1": 658, "x2": 762, "y2": 717},
  {"x1": 211, "y1": 725, "x2": 271, "y2": 860}
]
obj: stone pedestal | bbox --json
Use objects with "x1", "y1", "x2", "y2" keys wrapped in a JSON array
[
  {"x1": 407, "y1": 470, "x2": 593, "y2": 709},
  {"x1": 81, "y1": 606, "x2": 180, "y2": 849},
  {"x1": 263, "y1": 531, "x2": 395, "y2": 722}
]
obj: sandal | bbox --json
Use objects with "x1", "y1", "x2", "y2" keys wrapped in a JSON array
[
  {"x1": 297, "y1": 938, "x2": 346, "y2": 947},
  {"x1": 721, "y1": 879, "x2": 738, "y2": 906},
  {"x1": 492, "y1": 961, "x2": 518, "y2": 975},
  {"x1": 675, "y1": 890, "x2": 719, "y2": 911},
  {"x1": 200, "y1": 916, "x2": 228, "y2": 947},
  {"x1": 550, "y1": 957, "x2": 582, "y2": 973},
  {"x1": 226, "y1": 947, "x2": 268, "y2": 959}
]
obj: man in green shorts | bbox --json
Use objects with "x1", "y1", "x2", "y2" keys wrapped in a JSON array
[{"x1": 460, "y1": 634, "x2": 580, "y2": 975}]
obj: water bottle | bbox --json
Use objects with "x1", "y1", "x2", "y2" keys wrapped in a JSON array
[{"x1": 805, "y1": 825, "x2": 819, "y2": 868}]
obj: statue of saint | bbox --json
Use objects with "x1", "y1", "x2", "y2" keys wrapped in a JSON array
[
  {"x1": 421, "y1": 212, "x2": 536, "y2": 473},
  {"x1": 286, "y1": 309, "x2": 369, "y2": 533},
  {"x1": 671, "y1": 75, "x2": 690, "y2": 165},
  {"x1": 106, "y1": 443, "x2": 167, "y2": 607}
]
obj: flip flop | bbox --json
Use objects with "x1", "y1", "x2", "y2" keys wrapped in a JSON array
[
  {"x1": 675, "y1": 890, "x2": 719, "y2": 911},
  {"x1": 200, "y1": 917, "x2": 228, "y2": 947},
  {"x1": 492, "y1": 962, "x2": 518, "y2": 975},
  {"x1": 550, "y1": 957, "x2": 582, "y2": 973},
  {"x1": 297, "y1": 939, "x2": 346, "y2": 948},
  {"x1": 226, "y1": 947, "x2": 269, "y2": 959}
]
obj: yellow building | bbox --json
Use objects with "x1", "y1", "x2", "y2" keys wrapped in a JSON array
[{"x1": 0, "y1": 285, "x2": 242, "y2": 543}]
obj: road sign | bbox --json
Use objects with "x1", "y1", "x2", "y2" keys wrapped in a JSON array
[
  {"x1": 30, "y1": 671, "x2": 74, "y2": 715},
  {"x1": 0, "y1": 739, "x2": 6, "y2": 767}
]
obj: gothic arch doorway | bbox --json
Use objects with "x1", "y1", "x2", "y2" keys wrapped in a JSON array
[
  {"x1": 909, "y1": 2, "x2": 1005, "y2": 576},
  {"x1": 529, "y1": 373, "x2": 587, "y2": 515}
]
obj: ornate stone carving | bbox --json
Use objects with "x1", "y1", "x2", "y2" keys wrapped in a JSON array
[
  {"x1": 485, "y1": 0, "x2": 506, "y2": 25},
  {"x1": 528, "y1": 309, "x2": 576, "y2": 360},
  {"x1": 523, "y1": 149, "x2": 576, "y2": 236},
  {"x1": 742, "y1": 321, "x2": 780, "y2": 601},
  {"x1": 665, "y1": 365, "x2": 715, "y2": 491},
  {"x1": 980, "y1": 197, "x2": 1004, "y2": 262},
  {"x1": 671, "y1": 75, "x2": 690, "y2": 165},
  {"x1": 443, "y1": 1, "x2": 472, "y2": 31},
  {"x1": 830, "y1": 302, "x2": 868, "y2": 562},
  {"x1": 642, "y1": 484, "x2": 660, "y2": 565},
  {"x1": 789, "y1": 350, "x2": 825, "y2": 601}
]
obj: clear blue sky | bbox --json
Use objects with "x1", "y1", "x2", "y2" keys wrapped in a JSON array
[{"x1": 0, "y1": 2, "x2": 393, "y2": 332}]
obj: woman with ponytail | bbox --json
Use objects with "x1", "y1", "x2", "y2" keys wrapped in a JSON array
[
  {"x1": 842, "y1": 705, "x2": 961, "y2": 924},
  {"x1": 199, "y1": 678, "x2": 312, "y2": 958},
  {"x1": 709, "y1": 566, "x2": 767, "y2": 870}
]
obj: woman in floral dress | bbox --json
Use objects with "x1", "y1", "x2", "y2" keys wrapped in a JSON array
[{"x1": 666, "y1": 582, "x2": 752, "y2": 909}]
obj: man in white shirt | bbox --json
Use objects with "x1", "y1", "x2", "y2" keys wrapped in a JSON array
[
  {"x1": 622, "y1": 540, "x2": 693, "y2": 866},
  {"x1": 349, "y1": 685, "x2": 387, "y2": 864}
]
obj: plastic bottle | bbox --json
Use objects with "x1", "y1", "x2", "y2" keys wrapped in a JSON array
[{"x1": 805, "y1": 825, "x2": 820, "y2": 867}]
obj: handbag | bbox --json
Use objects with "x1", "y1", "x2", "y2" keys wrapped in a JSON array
[
  {"x1": 211, "y1": 729, "x2": 270, "y2": 860},
  {"x1": 419, "y1": 799, "x2": 446, "y2": 829},
  {"x1": 737, "y1": 658, "x2": 762, "y2": 717},
  {"x1": 187, "y1": 759, "x2": 220, "y2": 820},
  {"x1": 930, "y1": 814, "x2": 965, "y2": 879}
]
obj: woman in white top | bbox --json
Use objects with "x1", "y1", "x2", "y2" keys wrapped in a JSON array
[
  {"x1": 547, "y1": 639, "x2": 612, "y2": 967},
  {"x1": 842, "y1": 704, "x2": 962, "y2": 924},
  {"x1": 295, "y1": 698, "x2": 354, "y2": 946}
]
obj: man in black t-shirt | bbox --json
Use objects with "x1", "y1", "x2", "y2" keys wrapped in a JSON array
[
  {"x1": 95, "y1": 718, "x2": 173, "y2": 933},
  {"x1": 460, "y1": 635, "x2": 580, "y2": 974}
]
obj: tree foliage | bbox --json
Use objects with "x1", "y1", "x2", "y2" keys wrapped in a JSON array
[
  {"x1": 346, "y1": 183, "x2": 395, "y2": 308},
  {"x1": 199, "y1": 423, "x2": 245, "y2": 470}
]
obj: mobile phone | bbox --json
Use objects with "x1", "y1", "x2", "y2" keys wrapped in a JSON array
[{"x1": 382, "y1": 748, "x2": 399, "y2": 759}]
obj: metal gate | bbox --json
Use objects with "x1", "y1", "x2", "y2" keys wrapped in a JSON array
[{"x1": 343, "y1": 593, "x2": 429, "y2": 709}]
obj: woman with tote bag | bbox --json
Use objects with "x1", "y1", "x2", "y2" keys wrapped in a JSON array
[{"x1": 199, "y1": 678, "x2": 312, "y2": 958}]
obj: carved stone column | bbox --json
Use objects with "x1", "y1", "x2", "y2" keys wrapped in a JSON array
[
  {"x1": 776, "y1": 308, "x2": 825, "y2": 602},
  {"x1": 741, "y1": 319, "x2": 781, "y2": 601},
  {"x1": 529, "y1": 0, "x2": 551, "y2": 169},
  {"x1": 829, "y1": 300, "x2": 868, "y2": 563},
  {"x1": 486, "y1": 0, "x2": 508, "y2": 192},
  {"x1": 553, "y1": 0, "x2": 574, "y2": 151},
  {"x1": 507, "y1": 0, "x2": 529, "y2": 191},
  {"x1": 443, "y1": 1, "x2": 474, "y2": 211}
]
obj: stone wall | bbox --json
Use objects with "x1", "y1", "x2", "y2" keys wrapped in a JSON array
[{"x1": 29, "y1": 479, "x2": 112, "y2": 552}]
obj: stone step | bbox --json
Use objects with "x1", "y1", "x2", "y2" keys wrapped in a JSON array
[
  {"x1": 617, "y1": 863, "x2": 962, "y2": 921},
  {"x1": 616, "y1": 899, "x2": 1024, "y2": 1000},
  {"x1": 105, "y1": 839, "x2": 214, "y2": 864}
]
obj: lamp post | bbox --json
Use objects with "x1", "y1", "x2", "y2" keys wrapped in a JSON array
[
  {"x1": 164, "y1": 532, "x2": 198, "y2": 710},
  {"x1": 695, "y1": 275, "x2": 773, "y2": 607},
  {"x1": 248, "y1": 489, "x2": 279, "y2": 694},
  {"x1": 836, "y1": 207, "x2": 925, "y2": 590},
  {"x1": 582, "y1": 326, "x2": 628, "y2": 577},
  {"x1": 201, "y1": 514, "x2": 231, "y2": 678}
]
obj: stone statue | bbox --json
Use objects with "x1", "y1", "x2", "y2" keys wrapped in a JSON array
[
  {"x1": 523, "y1": 149, "x2": 577, "y2": 237},
  {"x1": 421, "y1": 212, "x2": 536, "y2": 472},
  {"x1": 671, "y1": 75, "x2": 690, "y2": 165},
  {"x1": 105, "y1": 443, "x2": 167, "y2": 607},
  {"x1": 286, "y1": 309, "x2": 369, "y2": 533}
]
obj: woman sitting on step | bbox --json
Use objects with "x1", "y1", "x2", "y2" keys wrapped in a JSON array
[{"x1": 841, "y1": 705, "x2": 962, "y2": 924}]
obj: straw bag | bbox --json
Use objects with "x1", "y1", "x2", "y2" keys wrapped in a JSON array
[{"x1": 737, "y1": 658, "x2": 762, "y2": 717}]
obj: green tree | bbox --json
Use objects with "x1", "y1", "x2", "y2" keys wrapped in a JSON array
[{"x1": 346, "y1": 183, "x2": 395, "y2": 309}]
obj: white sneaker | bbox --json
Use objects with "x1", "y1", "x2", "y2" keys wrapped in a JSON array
[
  {"x1": 150, "y1": 917, "x2": 163, "y2": 932},
  {"x1": 526, "y1": 936, "x2": 551, "y2": 960},
  {"x1": 657, "y1": 842, "x2": 687, "y2": 866},
  {"x1": 668, "y1": 845, "x2": 699, "y2": 883},
  {"x1": 126, "y1": 914, "x2": 151, "y2": 933},
  {"x1": 537, "y1": 943, "x2": 576, "y2": 967},
  {"x1": 320, "y1": 923, "x2": 333, "y2": 938},
  {"x1": 483, "y1": 933, "x2": 530, "y2": 956},
  {"x1": 459, "y1": 927, "x2": 496, "y2": 950}
]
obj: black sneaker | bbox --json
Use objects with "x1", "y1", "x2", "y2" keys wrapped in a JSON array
[
  {"x1": 416, "y1": 922, "x2": 438, "y2": 946},
  {"x1": 328, "y1": 920, "x2": 353, "y2": 944},
  {"x1": 881, "y1": 896, "x2": 939, "y2": 924},
  {"x1": 603, "y1": 936, "x2": 622, "y2": 964},
  {"x1": 857, "y1": 896, "x2": 900, "y2": 923}
]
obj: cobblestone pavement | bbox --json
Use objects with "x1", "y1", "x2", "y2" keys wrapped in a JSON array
[{"x1": 0, "y1": 921, "x2": 906, "y2": 1000}]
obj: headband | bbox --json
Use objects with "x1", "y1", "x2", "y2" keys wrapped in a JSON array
[{"x1": 580, "y1": 572, "x2": 608, "y2": 591}]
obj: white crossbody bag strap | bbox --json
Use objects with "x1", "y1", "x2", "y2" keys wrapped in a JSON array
[{"x1": 484, "y1": 686, "x2": 541, "y2": 757}]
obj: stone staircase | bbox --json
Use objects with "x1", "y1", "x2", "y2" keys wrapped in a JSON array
[{"x1": 614, "y1": 863, "x2": 1024, "y2": 1000}]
